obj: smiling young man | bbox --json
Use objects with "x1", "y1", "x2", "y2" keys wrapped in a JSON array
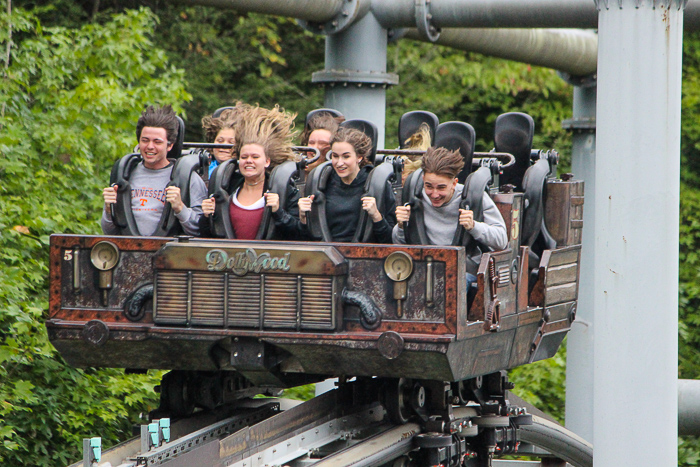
[
  {"x1": 101, "y1": 105, "x2": 207, "y2": 236},
  {"x1": 393, "y1": 147, "x2": 507, "y2": 292}
]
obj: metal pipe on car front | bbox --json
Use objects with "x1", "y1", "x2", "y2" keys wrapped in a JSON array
[{"x1": 342, "y1": 289, "x2": 382, "y2": 330}]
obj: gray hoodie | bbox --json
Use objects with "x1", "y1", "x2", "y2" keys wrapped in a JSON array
[{"x1": 392, "y1": 183, "x2": 508, "y2": 274}]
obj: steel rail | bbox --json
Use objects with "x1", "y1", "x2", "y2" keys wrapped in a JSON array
[{"x1": 518, "y1": 415, "x2": 593, "y2": 467}]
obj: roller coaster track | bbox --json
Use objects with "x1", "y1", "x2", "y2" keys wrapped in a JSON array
[{"x1": 70, "y1": 380, "x2": 592, "y2": 467}]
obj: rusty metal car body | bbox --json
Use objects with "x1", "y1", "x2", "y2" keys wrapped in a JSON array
[{"x1": 46, "y1": 174, "x2": 583, "y2": 402}]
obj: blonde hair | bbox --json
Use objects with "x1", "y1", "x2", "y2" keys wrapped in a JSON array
[
  {"x1": 234, "y1": 104, "x2": 298, "y2": 169},
  {"x1": 403, "y1": 123, "x2": 432, "y2": 154},
  {"x1": 402, "y1": 158, "x2": 422, "y2": 181}
]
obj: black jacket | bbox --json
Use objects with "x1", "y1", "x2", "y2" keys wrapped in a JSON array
[{"x1": 304, "y1": 165, "x2": 397, "y2": 243}]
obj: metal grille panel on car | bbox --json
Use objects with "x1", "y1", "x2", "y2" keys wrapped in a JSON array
[
  {"x1": 154, "y1": 271, "x2": 189, "y2": 324},
  {"x1": 228, "y1": 275, "x2": 261, "y2": 328},
  {"x1": 155, "y1": 271, "x2": 335, "y2": 330},
  {"x1": 191, "y1": 272, "x2": 226, "y2": 326},
  {"x1": 301, "y1": 277, "x2": 334, "y2": 329}
]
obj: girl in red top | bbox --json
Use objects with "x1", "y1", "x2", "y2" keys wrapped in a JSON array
[{"x1": 200, "y1": 105, "x2": 300, "y2": 239}]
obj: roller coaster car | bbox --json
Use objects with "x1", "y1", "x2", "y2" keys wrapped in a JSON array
[{"x1": 46, "y1": 156, "x2": 583, "y2": 415}]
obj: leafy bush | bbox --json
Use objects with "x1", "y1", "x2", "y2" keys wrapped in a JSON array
[{"x1": 0, "y1": 7, "x2": 189, "y2": 465}]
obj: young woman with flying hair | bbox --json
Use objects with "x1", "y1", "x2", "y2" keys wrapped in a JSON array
[{"x1": 199, "y1": 104, "x2": 302, "y2": 239}]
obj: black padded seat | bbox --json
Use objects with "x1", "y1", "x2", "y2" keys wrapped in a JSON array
[
  {"x1": 167, "y1": 116, "x2": 186, "y2": 160},
  {"x1": 304, "y1": 160, "x2": 395, "y2": 243},
  {"x1": 207, "y1": 159, "x2": 299, "y2": 240},
  {"x1": 109, "y1": 151, "x2": 202, "y2": 237},
  {"x1": 398, "y1": 111, "x2": 439, "y2": 149},
  {"x1": 434, "y1": 121, "x2": 476, "y2": 184},
  {"x1": 340, "y1": 119, "x2": 378, "y2": 165},
  {"x1": 521, "y1": 158, "x2": 557, "y2": 267},
  {"x1": 494, "y1": 112, "x2": 535, "y2": 192}
]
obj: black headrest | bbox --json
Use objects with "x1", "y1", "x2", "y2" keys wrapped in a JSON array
[
  {"x1": 305, "y1": 108, "x2": 344, "y2": 129},
  {"x1": 494, "y1": 112, "x2": 535, "y2": 191},
  {"x1": 212, "y1": 106, "x2": 235, "y2": 118},
  {"x1": 398, "y1": 111, "x2": 439, "y2": 149},
  {"x1": 340, "y1": 119, "x2": 378, "y2": 164},
  {"x1": 167, "y1": 116, "x2": 186, "y2": 160},
  {"x1": 434, "y1": 121, "x2": 476, "y2": 184}
]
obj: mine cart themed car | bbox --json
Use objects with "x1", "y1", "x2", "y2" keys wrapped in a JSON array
[{"x1": 46, "y1": 111, "x2": 583, "y2": 418}]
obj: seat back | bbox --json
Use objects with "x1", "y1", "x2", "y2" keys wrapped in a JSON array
[
  {"x1": 166, "y1": 116, "x2": 186, "y2": 160},
  {"x1": 451, "y1": 166, "x2": 493, "y2": 248},
  {"x1": 150, "y1": 152, "x2": 203, "y2": 237},
  {"x1": 434, "y1": 121, "x2": 476, "y2": 184},
  {"x1": 304, "y1": 162, "x2": 335, "y2": 241},
  {"x1": 208, "y1": 159, "x2": 288, "y2": 240},
  {"x1": 340, "y1": 119, "x2": 378, "y2": 165},
  {"x1": 521, "y1": 158, "x2": 557, "y2": 265},
  {"x1": 305, "y1": 160, "x2": 393, "y2": 243},
  {"x1": 212, "y1": 106, "x2": 235, "y2": 118},
  {"x1": 109, "y1": 153, "x2": 142, "y2": 235},
  {"x1": 351, "y1": 160, "x2": 398, "y2": 243},
  {"x1": 398, "y1": 111, "x2": 439, "y2": 149},
  {"x1": 262, "y1": 160, "x2": 300, "y2": 240},
  {"x1": 494, "y1": 112, "x2": 534, "y2": 192}
]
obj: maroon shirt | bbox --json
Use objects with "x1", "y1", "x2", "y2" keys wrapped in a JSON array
[{"x1": 229, "y1": 199, "x2": 264, "y2": 239}]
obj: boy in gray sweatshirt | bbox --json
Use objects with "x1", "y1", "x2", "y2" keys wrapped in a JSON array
[
  {"x1": 393, "y1": 147, "x2": 508, "y2": 292},
  {"x1": 101, "y1": 105, "x2": 206, "y2": 236}
]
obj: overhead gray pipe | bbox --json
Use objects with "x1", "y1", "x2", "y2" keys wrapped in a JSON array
[
  {"x1": 373, "y1": 0, "x2": 700, "y2": 30},
  {"x1": 372, "y1": 0, "x2": 599, "y2": 29},
  {"x1": 404, "y1": 28, "x2": 598, "y2": 77},
  {"x1": 178, "y1": 0, "x2": 700, "y2": 30}
]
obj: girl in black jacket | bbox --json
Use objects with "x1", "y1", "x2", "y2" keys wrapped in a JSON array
[{"x1": 298, "y1": 127, "x2": 396, "y2": 243}]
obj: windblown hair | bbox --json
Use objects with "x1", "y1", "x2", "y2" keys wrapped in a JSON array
[
  {"x1": 403, "y1": 123, "x2": 432, "y2": 153},
  {"x1": 300, "y1": 112, "x2": 345, "y2": 145},
  {"x1": 234, "y1": 104, "x2": 298, "y2": 169},
  {"x1": 331, "y1": 127, "x2": 373, "y2": 167},
  {"x1": 400, "y1": 122, "x2": 432, "y2": 179},
  {"x1": 136, "y1": 105, "x2": 179, "y2": 144},
  {"x1": 421, "y1": 147, "x2": 465, "y2": 180},
  {"x1": 402, "y1": 158, "x2": 423, "y2": 181},
  {"x1": 201, "y1": 103, "x2": 249, "y2": 143}
]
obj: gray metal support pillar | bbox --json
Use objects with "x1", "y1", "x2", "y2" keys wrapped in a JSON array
[
  {"x1": 563, "y1": 82, "x2": 596, "y2": 443},
  {"x1": 594, "y1": 1, "x2": 684, "y2": 465},
  {"x1": 312, "y1": 13, "x2": 398, "y2": 147}
]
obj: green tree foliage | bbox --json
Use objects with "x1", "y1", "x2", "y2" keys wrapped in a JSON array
[
  {"x1": 0, "y1": 7, "x2": 188, "y2": 465},
  {"x1": 5, "y1": 1, "x2": 700, "y2": 464}
]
